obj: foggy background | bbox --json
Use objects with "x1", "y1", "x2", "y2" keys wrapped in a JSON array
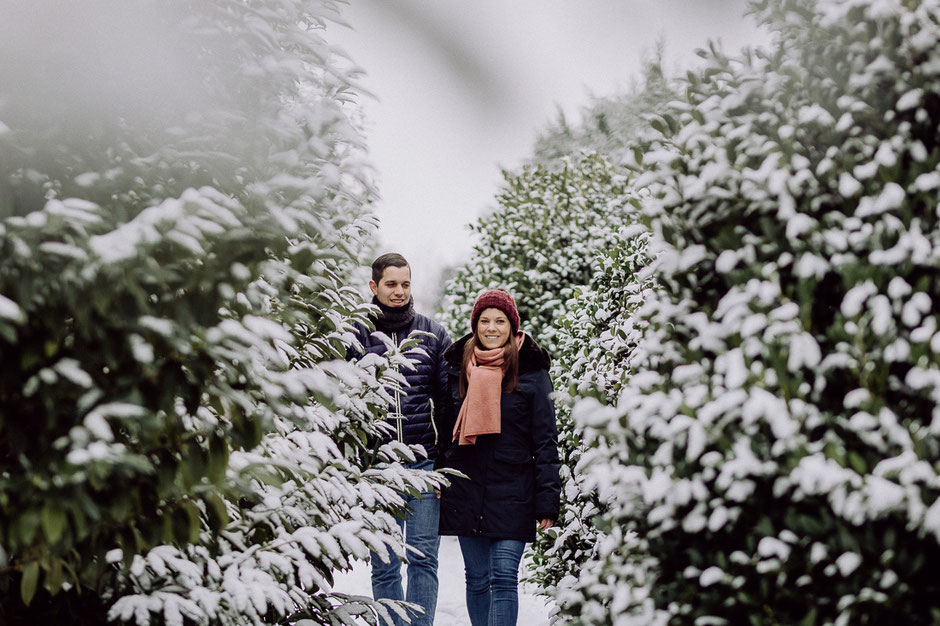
[
  {"x1": 329, "y1": 0, "x2": 772, "y2": 310},
  {"x1": 0, "y1": 0, "x2": 771, "y2": 310}
]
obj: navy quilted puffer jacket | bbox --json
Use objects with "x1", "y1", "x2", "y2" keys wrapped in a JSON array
[{"x1": 349, "y1": 311, "x2": 453, "y2": 460}]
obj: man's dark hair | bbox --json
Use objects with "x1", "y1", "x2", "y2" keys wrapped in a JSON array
[{"x1": 371, "y1": 253, "x2": 410, "y2": 283}]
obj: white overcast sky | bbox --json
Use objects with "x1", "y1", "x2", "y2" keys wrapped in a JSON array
[{"x1": 330, "y1": 1, "x2": 771, "y2": 309}]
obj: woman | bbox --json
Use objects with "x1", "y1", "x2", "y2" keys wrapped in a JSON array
[{"x1": 436, "y1": 289, "x2": 561, "y2": 626}]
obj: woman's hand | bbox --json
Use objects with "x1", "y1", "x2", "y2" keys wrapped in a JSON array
[
  {"x1": 538, "y1": 518, "x2": 553, "y2": 531},
  {"x1": 435, "y1": 489, "x2": 441, "y2": 499}
]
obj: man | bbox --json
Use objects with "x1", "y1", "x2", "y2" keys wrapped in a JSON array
[{"x1": 348, "y1": 252, "x2": 452, "y2": 626}]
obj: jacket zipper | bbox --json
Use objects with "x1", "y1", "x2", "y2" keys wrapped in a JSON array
[
  {"x1": 392, "y1": 331, "x2": 403, "y2": 442},
  {"x1": 429, "y1": 398, "x2": 438, "y2": 446}
]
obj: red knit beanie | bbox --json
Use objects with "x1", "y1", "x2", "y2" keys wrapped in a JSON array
[{"x1": 470, "y1": 289, "x2": 521, "y2": 334}]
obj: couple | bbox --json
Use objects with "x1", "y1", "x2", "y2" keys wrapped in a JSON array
[{"x1": 349, "y1": 253, "x2": 561, "y2": 626}]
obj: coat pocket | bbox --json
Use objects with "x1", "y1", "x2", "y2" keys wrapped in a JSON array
[{"x1": 489, "y1": 448, "x2": 534, "y2": 503}]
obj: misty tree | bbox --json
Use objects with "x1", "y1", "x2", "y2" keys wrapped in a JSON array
[
  {"x1": 560, "y1": 0, "x2": 940, "y2": 623},
  {"x1": 0, "y1": 1, "x2": 441, "y2": 625},
  {"x1": 519, "y1": 59, "x2": 678, "y2": 604},
  {"x1": 531, "y1": 44, "x2": 673, "y2": 166},
  {"x1": 437, "y1": 153, "x2": 642, "y2": 351},
  {"x1": 435, "y1": 61, "x2": 676, "y2": 611},
  {"x1": 436, "y1": 52, "x2": 675, "y2": 344}
]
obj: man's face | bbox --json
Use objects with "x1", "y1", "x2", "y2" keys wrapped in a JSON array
[{"x1": 370, "y1": 265, "x2": 411, "y2": 308}]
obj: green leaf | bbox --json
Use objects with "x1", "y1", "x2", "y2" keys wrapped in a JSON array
[
  {"x1": 203, "y1": 491, "x2": 229, "y2": 532},
  {"x1": 180, "y1": 440, "x2": 206, "y2": 488},
  {"x1": 21, "y1": 561, "x2": 40, "y2": 606},
  {"x1": 41, "y1": 503, "x2": 68, "y2": 544},
  {"x1": 12, "y1": 509, "x2": 40, "y2": 546},
  {"x1": 207, "y1": 434, "x2": 229, "y2": 483},
  {"x1": 649, "y1": 116, "x2": 667, "y2": 135},
  {"x1": 181, "y1": 500, "x2": 202, "y2": 543},
  {"x1": 799, "y1": 608, "x2": 818, "y2": 626},
  {"x1": 44, "y1": 559, "x2": 64, "y2": 595},
  {"x1": 161, "y1": 512, "x2": 175, "y2": 544},
  {"x1": 20, "y1": 346, "x2": 42, "y2": 371},
  {"x1": 847, "y1": 451, "x2": 867, "y2": 474},
  {"x1": 632, "y1": 146, "x2": 644, "y2": 167},
  {"x1": 70, "y1": 505, "x2": 88, "y2": 540}
]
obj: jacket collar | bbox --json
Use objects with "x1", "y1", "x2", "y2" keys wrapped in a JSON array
[
  {"x1": 444, "y1": 332, "x2": 551, "y2": 372},
  {"x1": 371, "y1": 296, "x2": 416, "y2": 332}
]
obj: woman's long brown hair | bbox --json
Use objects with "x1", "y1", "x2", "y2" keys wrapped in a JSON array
[{"x1": 459, "y1": 331, "x2": 520, "y2": 397}]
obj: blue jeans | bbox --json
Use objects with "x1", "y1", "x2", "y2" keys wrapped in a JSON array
[
  {"x1": 457, "y1": 536, "x2": 526, "y2": 626},
  {"x1": 371, "y1": 459, "x2": 440, "y2": 626}
]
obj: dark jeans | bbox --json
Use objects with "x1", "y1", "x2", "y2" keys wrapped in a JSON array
[
  {"x1": 457, "y1": 536, "x2": 526, "y2": 626},
  {"x1": 370, "y1": 459, "x2": 440, "y2": 626}
]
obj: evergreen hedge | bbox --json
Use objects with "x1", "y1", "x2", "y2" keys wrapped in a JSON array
[
  {"x1": 0, "y1": 2, "x2": 440, "y2": 624},
  {"x1": 562, "y1": 0, "x2": 940, "y2": 623}
]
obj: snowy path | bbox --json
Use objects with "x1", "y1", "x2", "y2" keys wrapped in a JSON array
[{"x1": 333, "y1": 535, "x2": 553, "y2": 625}]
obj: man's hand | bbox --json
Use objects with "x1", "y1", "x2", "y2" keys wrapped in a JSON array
[{"x1": 538, "y1": 518, "x2": 553, "y2": 531}]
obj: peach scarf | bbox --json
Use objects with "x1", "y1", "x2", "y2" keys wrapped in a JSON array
[{"x1": 453, "y1": 335, "x2": 524, "y2": 445}]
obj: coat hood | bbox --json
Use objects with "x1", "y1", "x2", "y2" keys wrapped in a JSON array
[{"x1": 444, "y1": 332, "x2": 551, "y2": 373}]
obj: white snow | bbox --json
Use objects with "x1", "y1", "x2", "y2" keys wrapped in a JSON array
[
  {"x1": 715, "y1": 249, "x2": 739, "y2": 273},
  {"x1": 791, "y1": 454, "x2": 858, "y2": 495},
  {"x1": 786, "y1": 213, "x2": 814, "y2": 239},
  {"x1": 914, "y1": 171, "x2": 939, "y2": 192},
  {"x1": 644, "y1": 469, "x2": 674, "y2": 504},
  {"x1": 843, "y1": 389, "x2": 871, "y2": 409},
  {"x1": 856, "y1": 183, "x2": 905, "y2": 217},
  {"x1": 331, "y1": 536, "x2": 552, "y2": 625},
  {"x1": 924, "y1": 497, "x2": 940, "y2": 540},
  {"x1": 896, "y1": 88, "x2": 922, "y2": 111},
  {"x1": 838, "y1": 173, "x2": 862, "y2": 197},
  {"x1": 757, "y1": 537, "x2": 790, "y2": 561},
  {"x1": 797, "y1": 104, "x2": 835, "y2": 126},
  {"x1": 835, "y1": 552, "x2": 861, "y2": 577},
  {"x1": 841, "y1": 281, "x2": 877, "y2": 317},
  {"x1": 698, "y1": 566, "x2": 724, "y2": 587},
  {"x1": 138, "y1": 316, "x2": 176, "y2": 337},
  {"x1": 0, "y1": 294, "x2": 25, "y2": 323},
  {"x1": 864, "y1": 476, "x2": 905, "y2": 516},
  {"x1": 887, "y1": 277, "x2": 912, "y2": 299},
  {"x1": 56, "y1": 358, "x2": 94, "y2": 388},
  {"x1": 787, "y1": 332, "x2": 821, "y2": 371},
  {"x1": 794, "y1": 253, "x2": 828, "y2": 279}
]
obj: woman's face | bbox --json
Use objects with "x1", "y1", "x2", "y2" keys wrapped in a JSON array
[{"x1": 476, "y1": 307, "x2": 511, "y2": 349}]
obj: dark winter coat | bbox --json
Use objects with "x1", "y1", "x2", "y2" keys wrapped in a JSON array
[
  {"x1": 437, "y1": 333, "x2": 561, "y2": 543},
  {"x1": 349, "y1": 312, "x2": 452, "y2": 460}
]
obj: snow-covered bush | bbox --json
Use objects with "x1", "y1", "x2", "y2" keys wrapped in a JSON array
[
  {"x1": 526, "y1": 225, "x2": 651, "y2": 601},
  {"x1": 435, "y1": 66, "x2": 673, "y2": 606},
  {"x1": 0, "y1": 1, "x2": 438, "y2": 624},
  {"x1": 438, "y1": 152, "x2": 641, "y2": 352},
  {"x1": 434, "y1": 155, "x2": 645, "y2": 612},
  {"x1": 562, "y1": 0, "x2": 940, "y2": 623},
  {"x1": 107, "y1": 328, "x2": 447, "y2": 626}
]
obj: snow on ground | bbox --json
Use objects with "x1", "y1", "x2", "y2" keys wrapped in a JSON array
[{"x1": 332, "y1": 535, "x2": 553, "y2": 625}]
